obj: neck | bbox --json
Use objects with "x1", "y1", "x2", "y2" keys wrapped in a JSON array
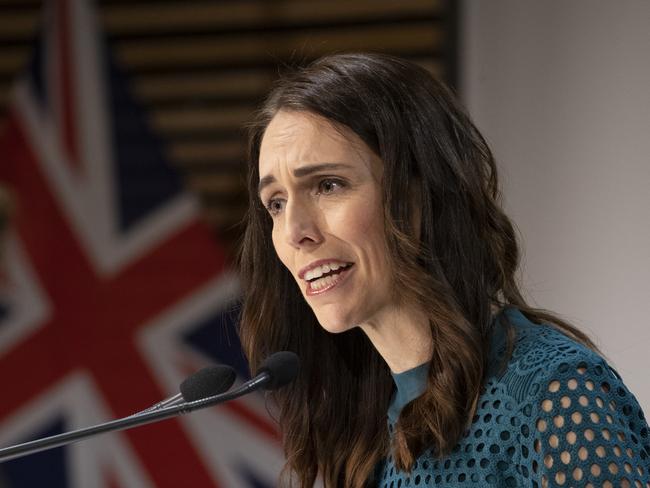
[{"x1": 359, "y1": 304, "x2": 432, "y2": 373}]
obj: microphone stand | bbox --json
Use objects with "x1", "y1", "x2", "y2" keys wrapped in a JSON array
[{"x1": 0, "y1": 372, "x2": 270, "y2": 463}]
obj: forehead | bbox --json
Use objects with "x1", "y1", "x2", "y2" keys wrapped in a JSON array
[{"x1": 258, "y1": 111, "x2": 377, "y2": 177}]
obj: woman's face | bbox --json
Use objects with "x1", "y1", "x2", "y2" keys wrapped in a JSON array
[{"x1": 258, "y1": 110, "x2": 394, "y2": 333}]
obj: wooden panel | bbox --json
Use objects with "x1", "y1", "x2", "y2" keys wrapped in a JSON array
[
  {"x1": 0, "y1": 0, "x2": 40, "y2": 5},
  {"x1": 115, "y1": 23, "x2": 443, "y2": 68},
  {"x1": 132, "y1": 70, "x2": 275, "y2": 102},
  {"x1": 0, "y1": 0, "x2": 442, "y2": 39},
  {"x1": 0, "y1": 0, "x2": 454, "y2": 252},
  {"x1": 0, "y1": 11, "x2": 36, "y2": 39},
  {"x1": 103, "y1": 0, "x2": 442, "y2": 33},
  {"x1": 151, "y1": 106, "x2": 254, "y2": 133},
  {"x1": 0, "y1": 47, "x2": 28, "y2": 75},
  {"x1": 168, "y1": 140, "x2": 247, "y2": 165}
]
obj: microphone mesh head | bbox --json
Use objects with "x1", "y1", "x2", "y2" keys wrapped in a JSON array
[
  {"x1": 180, "y1": 365, "x2": 236, "y2": 401},
  {"x1": 258, "y1": 351, "x2": 300, "y2": 390}
]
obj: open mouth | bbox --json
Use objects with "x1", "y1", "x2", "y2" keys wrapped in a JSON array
[{"x1": 305, "y1": 262, "x2": 354, "y2": 294}]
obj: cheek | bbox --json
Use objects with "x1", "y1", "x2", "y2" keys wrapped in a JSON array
[
  {"x1": 332, "y1": 198, "x2": 389, "y2": 267},
  {"x1": 270, "y1": 227, "x2": 288, "y2": 266},
  {"x1": 360, "y1": 206, "x2": 391, "y2": 273},
  {"x1": 270, "y1": 226, "x2": 301, "y2": 285}
]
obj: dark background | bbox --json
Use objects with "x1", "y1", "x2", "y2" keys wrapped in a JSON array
[{"x1": 0, "y1": 0, "x2": 458, "y2": 256}]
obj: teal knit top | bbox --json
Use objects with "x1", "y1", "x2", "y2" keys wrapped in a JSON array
[{"x1": 376, "y1": 308, "x2": 650, "y2": 487}]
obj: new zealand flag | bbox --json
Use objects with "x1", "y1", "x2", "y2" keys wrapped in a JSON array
[{"x1": 0, "y1": 1, "x2": 281, "y2": 486}]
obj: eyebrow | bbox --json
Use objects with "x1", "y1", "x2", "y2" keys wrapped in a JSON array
[{"x1": 258, "y1": 162, "x2": 352, "y2": 194}]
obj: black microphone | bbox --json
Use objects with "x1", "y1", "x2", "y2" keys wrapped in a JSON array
[
  {"x1": 0, "y1": 352, "x2": 299, "y2": 463},
  {"x1": 167, "y1": 351, "x2": 300, "y2": 409},
  {"x1": 135, "y1": 365, "x2": 236, "y2": 415},
  {"x1": 255, "y1": 350, "x2": 300, "y2": 390}
]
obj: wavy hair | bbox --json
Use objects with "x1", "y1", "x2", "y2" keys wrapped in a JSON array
[{"x1": 238, "y1": 52, "x2": 596, "y2": 487}]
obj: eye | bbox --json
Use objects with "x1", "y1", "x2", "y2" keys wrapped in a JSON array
[
  {"x1": 265, "y1": 198, "x2": 286, "y2": 216},
  {"x1": 317, "y1": 178, "x2": 345, "y2": 195}
]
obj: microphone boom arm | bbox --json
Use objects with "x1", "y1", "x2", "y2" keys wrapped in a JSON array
[{"x1": 0, "y1": 372, "x2": 271, "y2": 463}]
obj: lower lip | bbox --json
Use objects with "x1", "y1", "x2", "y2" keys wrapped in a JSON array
[{"x1": 305, "y1": 266, "x2": 354, "y2": 296}]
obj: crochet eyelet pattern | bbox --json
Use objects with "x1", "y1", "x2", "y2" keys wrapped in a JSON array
[{"x1": 377, "y1": 311, "x2": 650, "y2": 487}]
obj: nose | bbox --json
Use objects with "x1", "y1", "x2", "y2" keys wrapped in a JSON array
[{"x1": 284, "y1": 198, "x2": 323, "y2": 249}]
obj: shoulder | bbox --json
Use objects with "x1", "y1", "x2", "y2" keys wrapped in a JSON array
[
  {"x1": 489, "y1": 308, "x2": 650, "y2": 485},
  {"x1": 490, "y1": 308, "x2": 611, "y2": 398}
]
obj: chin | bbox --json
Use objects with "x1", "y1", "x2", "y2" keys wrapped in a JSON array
[{"x1": 313, "y1": 313, "x2": 356, "y2": 335}]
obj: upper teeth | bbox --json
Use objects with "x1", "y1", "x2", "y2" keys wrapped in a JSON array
[{"x1": 305, "y1": 262, "x2": 349, "y2": 281}]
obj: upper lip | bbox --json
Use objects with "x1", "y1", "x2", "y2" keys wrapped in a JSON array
[{"x1": 298, "y1": 259, "x2": 353, "y2": 280}]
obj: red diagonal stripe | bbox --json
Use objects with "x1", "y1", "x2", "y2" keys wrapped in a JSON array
[
  {"x1": 0, "y1": 111, "x2": 227, "y2": 486},
  {"x1": 0, "y1": 326, "x2": 73, "y2": 419},
  {"x1": 224, "y1": 400, "x2": 281, "y2": 443}
]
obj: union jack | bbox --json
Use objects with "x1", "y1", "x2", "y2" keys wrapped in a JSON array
[{"x1": 0, "y1": 1, "x2": 282, "y2": 486}]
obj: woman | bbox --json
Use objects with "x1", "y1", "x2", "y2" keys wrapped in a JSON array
[{"x1": 238, "y1": 53, "x2": 650, "y2": 487}]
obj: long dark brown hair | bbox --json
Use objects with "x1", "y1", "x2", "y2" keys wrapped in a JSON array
[{"x1": 238, "y1": 52, "x2": 596, "y2": 487}]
